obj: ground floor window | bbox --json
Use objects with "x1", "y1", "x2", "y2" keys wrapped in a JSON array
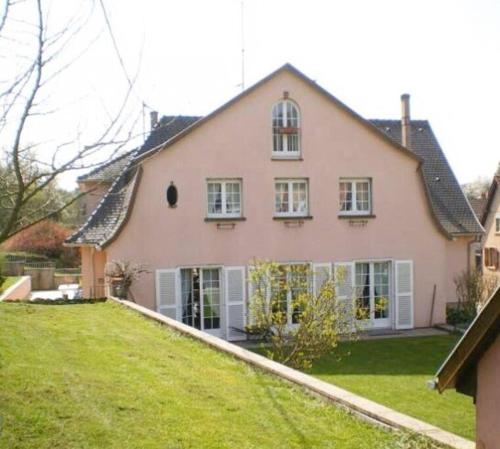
[
  {"x1": 354, "y1": 261, "x2": 390, "y2": 325},
  {"x1": 181, "y1": 268, "x2": 221, "y2": 331},
  {"x1": 270, "y1": 264, "x2": 309, "y2": 325}
]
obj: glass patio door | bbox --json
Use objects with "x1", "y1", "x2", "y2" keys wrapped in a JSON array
[
  {"x1": 181, "y1": 268, "x2": 222, "y2": 336},
  {"x1": 354, "y1": 262, "x2": 391, "y2": 328}
]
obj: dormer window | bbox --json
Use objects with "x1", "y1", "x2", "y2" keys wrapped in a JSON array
[{"x1": 272, "y1": 100, "x2": 300, "y2": 158}]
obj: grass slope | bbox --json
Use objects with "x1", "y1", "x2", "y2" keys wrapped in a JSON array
[
  {"x1": 310, "y1": 336, "x2": 475, "y2": 440},
  {"x1": 0, "y1": 302, "x2": 404, "y2": 449}
]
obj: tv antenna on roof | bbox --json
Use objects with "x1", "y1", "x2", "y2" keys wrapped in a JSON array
[{"x1": 240, "y1": 1, "x2": 245, "y2": 91}]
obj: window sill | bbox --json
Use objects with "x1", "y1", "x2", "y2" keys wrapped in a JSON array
[
  {"x1": 204, "y1": 217, "x2": 246, "y2": 222},
  {"x1": 271, "y1": 155, "x2": 303, "y2": 161},
  {"x1": 273, "y1": 215, "x2": 313, "y2": 221},
  {"x1": 338, "y1": 214, "x2": 376, "y2": 219}
]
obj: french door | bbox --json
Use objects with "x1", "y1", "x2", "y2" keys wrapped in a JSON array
[
  {"x1": 354, "y1": 261, "x2": 391, "y2": 328},
  {"x1": 181, "y1": 268, "x2": 222, "y2": 336}
]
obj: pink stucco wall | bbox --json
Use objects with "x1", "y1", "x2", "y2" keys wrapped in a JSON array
[
  {"x1": 101, "y1": 70, "x2": 470, "y2": 325},
  {"x1": 483, "y1": 186, "x2": 500, "y2": 280},
  {"x1": 81, "y1": 247, "x2": 106, "y2": 298},
  {"x1": 476, "y1": 334, "x2": 500, "y2": 449}
]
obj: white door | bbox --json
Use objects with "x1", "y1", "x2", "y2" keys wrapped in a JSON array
[
  {"x1": 180, "y1": 267, "x2": 223, "y2": 337},
  {"x1": 354, "y1": 262, "x2": 391, "y2": 328}
]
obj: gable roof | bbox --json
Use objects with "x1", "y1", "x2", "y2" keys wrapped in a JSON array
[
  {"x1": 371, "y1": 120, "x2": 483, "y2": 236},
  {"x1": 66, "y1": 64, "x2": 483, "y2": 248},
  {"x1": 433, "y1": 285, "x2": 500, "y2": 396}
]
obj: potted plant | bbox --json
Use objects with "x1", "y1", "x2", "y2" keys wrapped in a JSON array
[{"x1": 105, "y1": 261, "x2": 149, "y2": 301}]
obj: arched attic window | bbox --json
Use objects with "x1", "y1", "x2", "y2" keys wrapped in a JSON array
[{"x1": 272, "y1": 99, "x2": 300, "y2": 157}]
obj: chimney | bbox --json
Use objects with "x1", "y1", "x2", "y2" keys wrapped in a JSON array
[
  {"x1": 150, "y1": 110, "x2": 158, "y2": 130},
  {"x1": 401, "y1": 93, "x2": 411, "y2": 149}
]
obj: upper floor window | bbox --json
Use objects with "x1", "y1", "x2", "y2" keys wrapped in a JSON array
[
  {"x1": 339, "y1": 178, "x2": 372, "y2": 215},
  {"x1": 272, "y1": 100, "x2": 300, "y2": 157},
  {"x1": 207, "y1": 179, "x2": 241, "y2": 218},
  {"x1": 275, "y1": 179, "x2": 308, "y2": 217},
  {"x1": 484, "y1": 247, "x2": 499, "y2": 270},
  {"x1": 496, "y1": 213, "x2": 500, "y2": 233}
]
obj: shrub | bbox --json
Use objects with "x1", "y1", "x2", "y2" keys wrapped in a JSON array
[
  {"x1": 246, "y1": 260, "x2": 358, "y2": 370},
  {"x1": 0, "y1": 220, "x2": 79, "y2": 266},
  {"x1": 453, "y1": 269, "x2": 499, "y2": 323}
]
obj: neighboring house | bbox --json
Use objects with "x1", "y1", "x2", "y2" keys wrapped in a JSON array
[
  {"x1": 433, "y1": 285, "x2": 500, "y2": 449},
  {"x1": 66, "y1": 63, "x2": 483, "y2": 340},
  {"x1": 480, "y1": 165, "x2": 500, "y2": 279},
  {"x1": 467, "y1": 196, "x2": 487, "y2": 270}
]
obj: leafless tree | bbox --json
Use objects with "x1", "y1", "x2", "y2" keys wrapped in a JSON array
[{"x1": 0, "y1": 0, "x2": 140, "y2": 243}]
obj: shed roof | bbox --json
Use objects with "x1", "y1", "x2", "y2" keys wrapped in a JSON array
[{"x1": 434, "y1": 286, "x2": 500, "y2": 396}]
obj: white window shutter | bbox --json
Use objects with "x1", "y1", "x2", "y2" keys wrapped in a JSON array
[
  {"x1": 395, "y1": 260, "x2": 414, "y2": 329},
  {"x1": 224, "y1": 266, "x2": 246, "y2": 341},
  {"x1": 156, "y1": 269, "x2": 180, "y2": 320},
  {"x1": 334, "y1": 262, "x2": 355, "y2": 301},
  {"x1": 313, "y1": 263, "x2": 332, "y2": 296},
  {"x1": 247, "y1": 265, "x2": 258, "y2": 325}
]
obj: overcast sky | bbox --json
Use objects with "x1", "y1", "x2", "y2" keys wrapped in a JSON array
[{"x1": 4, "y1": 0, "x2": 500, "y2": 189}]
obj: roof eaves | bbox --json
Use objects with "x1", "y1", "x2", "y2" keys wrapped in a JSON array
[{"x1": 99, "y1": 166, "x2": 143, "y2": 249}]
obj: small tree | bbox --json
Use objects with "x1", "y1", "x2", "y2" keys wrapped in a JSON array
[
  {"x1": 105, "y1": 260, "x2": 149, "y2": 301},
  {"x1": 246, "y1": 260, "x2": 358, "y2": 370},
  {"x1": 453, "y1": 269, "x2": 499, "y2": 322}
]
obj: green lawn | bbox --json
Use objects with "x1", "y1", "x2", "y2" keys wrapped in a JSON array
[
  {"x1": 0, "y1": 276, "x2": 20, "y2": 294},
  {"x1": 0, "y1": 302, "x2": 427, "y2": 449},
  {"x1": 309, "y1": 336, "x2": 475, "y2": 441}
]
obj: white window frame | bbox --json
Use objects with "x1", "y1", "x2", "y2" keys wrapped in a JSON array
[
  {"x1": 495, "y1": 213, "x2": 500, "y2": 234},
  {"x1": 274, "y1": 179, "x2": 309, "y2": 217},
  {"x1": 272, "y1": 100, "x2": 301, "y2": 158},
  {"x1": 338, "y1": 178, "x2": 372, "y2": 216},
  {"x1": 272, "y1": 263, "x2": 311, "y2": 327},
  {"x1": 206, "y1": 179, "x2": 242, "y2": 218}
]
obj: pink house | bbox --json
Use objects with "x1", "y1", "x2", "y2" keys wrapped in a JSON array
[{"x1": 66, "y1": 64, "x2": 483, "y2": 341}]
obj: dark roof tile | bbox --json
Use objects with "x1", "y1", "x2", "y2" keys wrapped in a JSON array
[{"x1": 370, "y1": 119, "x2": 483, "y2": 236}]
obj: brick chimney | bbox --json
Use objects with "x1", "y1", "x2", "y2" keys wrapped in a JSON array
[
  {"x1": 150, "y1": 110, "x2": 158, "y2": 130},
  {"x1": 401, "y1": 94, "x2": 411, "y2": 150}
]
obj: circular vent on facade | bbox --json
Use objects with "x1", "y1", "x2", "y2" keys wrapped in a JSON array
[{"x1": 166, "y1": 183, "x2": 178, "y2": 207}]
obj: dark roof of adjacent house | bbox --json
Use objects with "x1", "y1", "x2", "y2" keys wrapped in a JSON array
[
  {"x1": 480, "y1": 170, "x2": 500, "y2": 225},
  {"x1": 469, "y1": 197, "x2": 488, "y2": 221},
  {"x1": 434, "y1": 285, "x2": 500, "y2": 397},
  {"x1": 66, "y1": 64, "x2": 483, "y2": 247},
  {"x1": 371, "y1": 120, "x2": 483, "y2": 236}
]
